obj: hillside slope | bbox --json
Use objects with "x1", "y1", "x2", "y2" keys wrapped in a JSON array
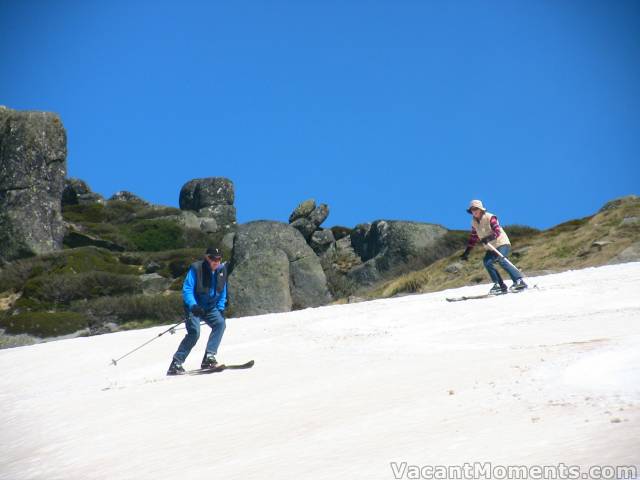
[{"x1": 1, "y1": 262, "x2": 639, "y2": 479}]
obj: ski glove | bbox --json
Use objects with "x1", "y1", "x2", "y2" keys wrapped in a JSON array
[
  {"x1": 480, "y1": 234, "x2": 496, "y2": 245},
  {"x1": 191, "y1": 305, "x2": 206, "y2": 318},
  {"x1": 460, "y1": 247, "x2": 471, "y2": 261}
]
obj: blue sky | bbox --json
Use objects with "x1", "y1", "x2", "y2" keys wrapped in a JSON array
[{"x1": 1, "y1": 1, "x2": 639, "y2": 230}]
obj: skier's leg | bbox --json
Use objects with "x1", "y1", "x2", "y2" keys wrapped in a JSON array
[
  {"x1": 203, "y1": 309, "x2": 226, "y2": 356},
  {"x1": 483, "y1": 251, "x2": 504, "y2": 285},
  {"x1": 496, "y1": 245, "x2": 523, "y2": 281},
  {"x1": 173, "y1": 308, "x2": 201, "y2": 363}
]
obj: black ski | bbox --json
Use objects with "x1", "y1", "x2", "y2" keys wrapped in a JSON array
[{"x1": 187, "y1": 360, "x2": 255, "y2": 375}]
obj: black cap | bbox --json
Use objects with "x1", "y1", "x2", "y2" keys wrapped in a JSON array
[{"x1": 205, "y1": 246, "x2": 222, "y2": 259}]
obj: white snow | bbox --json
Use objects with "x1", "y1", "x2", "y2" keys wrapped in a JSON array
[{"x1": 1, "y1": 263, "x2": 639, "y2": 479}]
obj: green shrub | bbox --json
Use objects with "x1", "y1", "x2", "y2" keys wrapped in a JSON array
[
  {"x1": 324, "y1": 269, "x2": 357, "y2": 299},
  {"x1": 549, "y1": 216, "x2": 592, "y2": 234},
  {"x1": 504, "y1": 224, "x2": 540, "y2": 241},
  {"x1": 182, "y1": 228, "x2": 212, "y2": 249},
  {"x1": 102, "y1": 201, "x2": 139, "y2": 223},
  {"x1": 62, "y1": 204, "x2": 107, "y2": 223},
  {"x1": 0, "y1": 258, "x2": 39, "y2": 292},
  {"x1": 134, "y1": 206, "x2": 182, "y2": 220},
  {"x1": 443, "y1": 230, "x2": 469, "y2": 250},
  {"x1": 73, "y1": 293, "x2": 183, "y2": 326},
  {"x1": 0, "y1": 311, "x2": 89, "y2": 337},
  {"x1": 56, "y1": 248, "x2": 138, "y2": 275},
  {"x1": 125, "y1": 220, "x2": 185, "y2": 251},
  {"x1": 22, "y1": 272, "x2": 141, "y2": 306}
]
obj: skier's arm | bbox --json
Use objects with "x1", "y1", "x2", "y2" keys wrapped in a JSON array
[
  {"x1": 216, "y1": 282, "x2": 227, "y2": 312},
  {"x1": 467, "y1": 226, "x2": 480, "y2": 248},
  {"x1": 461, "y1": 226, "x2": 478, "y2": 260},
  {"x1": 182, "y1": 268, "x2": 198, "y2": 308}
]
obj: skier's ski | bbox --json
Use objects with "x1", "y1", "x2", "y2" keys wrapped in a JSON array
[
  {"x1": 446, "y1": 286, "x2": 536, "y2": 302},
  {"x1": 446, "y1": 293, "x2": 504, "y2": 302},
  {"x1": 187, "y1": 360, "x2": 255, "y2": 375}
]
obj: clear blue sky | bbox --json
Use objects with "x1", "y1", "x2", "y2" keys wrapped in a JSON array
[{"x1": 1, "y1": 1, "x2": 639, "y2": 230}]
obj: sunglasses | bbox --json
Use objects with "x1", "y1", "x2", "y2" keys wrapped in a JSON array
[{"x1": 206, "y1": 255, "x2": 222, "y2": 261}]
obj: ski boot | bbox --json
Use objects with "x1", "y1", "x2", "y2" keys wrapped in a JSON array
[
  {"x1": 167, "y1": 359, "x2": 185, "y2": 376},
  {"x1": 510, "y1": 278, "x2": 528, "y2": 292},
  {"x1": 201, "y1": 353, "x2": 219, "y2": 370},
  {"x1": 489, "y1": 283, "x2": 508, "y2": 295}
]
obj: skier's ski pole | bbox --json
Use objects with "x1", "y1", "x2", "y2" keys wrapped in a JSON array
[
  {"x1": 110, "y1": 320, "x2": 183, "y2": 366},
  {"x1": 486, "y1": 243, "x2": 522, "y2": 273}
]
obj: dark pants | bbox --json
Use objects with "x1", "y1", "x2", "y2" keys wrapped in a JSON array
[
  {"x1": 173, "y1": 307, "x2": 226, "y2": 364},
  {"x1": 483, "y1": 245, "x2": 523, "y2": 285}
]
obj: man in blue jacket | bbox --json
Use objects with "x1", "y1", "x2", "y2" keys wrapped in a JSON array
[{"x1": 167, "y1": 246, "x2": 228, "y2": 375}]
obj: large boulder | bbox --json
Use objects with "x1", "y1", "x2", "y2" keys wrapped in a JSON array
[
  {"x1": 228, "y1": 221, "x2": 332, "y2": 316},
  {"x1": 348, "y1": 220, "x2": 453, "y2": 285},
  {"x1": 179, "y1": 178, "x2": 236, "y2": 232},
  {"x1": 290, "y1": 217, "x2": 316, "y2": 241},
  {"x1": 179, "y1": 177, "x2": 234, "y2": 209},
  {"x1": 229, "y1": 249, "x2": 293, "y2": 315},
  {"x1": 0, "y1": 107, "x2": 67, "y2": 262},
  {"x1": 309, "y1": 203, "x2": 329, "y2": 227},
  {"x1": 289, "y1": 199, "x2": 316, "y2": 223},
  {"x1": 288, "y1": 198, "x2": 331, "y2": 248},
  {"x1": 609, "y1": 241, "x2": 640, "y2": 265},
  {"x1": 310, "y1": 229, "x2": 335, "y2": 256}
]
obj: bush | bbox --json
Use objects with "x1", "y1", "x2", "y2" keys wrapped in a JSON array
[
  {"x1": 443, "y1": 230, "x2": 469, "y2": 250},
  {"x1": 62, "y1": 204, "x2": 107, "y2": 223},
  {"x1": 0, "y1": 258, "x2": 40, "y2": 293},
  {"x1": 182, "y1": 227, "x2": 212, "y2": 249},
  {"x1": 102, "y1": 201, "x2": 139, "y2": 223},
  {"x1": 0, "y1": 311, "x2": 89, "y2": 337},
  {"x1": 504, "y1": 224, "x2": 540, "y2": 241},
  {"x1": 549, "y1": 216, "x2": 592, "y2": 234},
  {"x1": 324, "y1": 268, "x2": 357, "y2": 299},
  {"x1": 55, "y1": 247, "x2": 137, "y2": 275},
  {"x1": 22, "y1": 272, "x2": 141, "y2": 306},
  {"x1": 73, "y1": 293, "x2": 183, "y2": 326},
  {"x1": 0, "y1": 248, "x2": 136, "y2": 294},
  {"x1": 125, "y1": 220, "x2": 185, "y2": 251}
]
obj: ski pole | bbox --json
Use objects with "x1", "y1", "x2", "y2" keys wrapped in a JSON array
[
  {"x1": 485, "y1": 243, "x2": 522, "y2": 274},
  {"x1": 110, "y1": 320, "x2": 183, "y2": 366}
]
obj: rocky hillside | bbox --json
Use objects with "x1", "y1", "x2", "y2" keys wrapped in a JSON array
[
  {"x1": 0, "y1": 106, "x2": 638, "y2": 347},
  {"x1": 0, "y1": 107, "x2": 463, "y2": 346}
]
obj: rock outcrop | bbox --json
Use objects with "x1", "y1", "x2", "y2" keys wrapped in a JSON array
[
  {"x1": 347, "y1": 220, "x2": 453, "y2": 285},
  {"x1": 109, "y1": 191, "x2": 149, "y2": 205},
  {"x1": 0, "y1": 107, "x2": 67, "y2": 262},
  {"x1": 288, "y1": 199, "x2": 330, "y2": 241},
  {"x1": 228, "y1": 221, "x2": 332, "y2": 316},
  {"x1": 62, "y1": 178, "x2": 104, "y2": 206},
  {"x1": 179, "y1": 178, "x2": 237, "y2": 232}
]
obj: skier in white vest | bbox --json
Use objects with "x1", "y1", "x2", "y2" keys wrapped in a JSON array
[{"x1": 460, "y1": 200, "x2": 528, "y2": 295}]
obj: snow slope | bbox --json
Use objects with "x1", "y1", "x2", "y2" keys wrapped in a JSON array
[{"x1": 1, "y1": 263, "x2": 639, "y2": 480}]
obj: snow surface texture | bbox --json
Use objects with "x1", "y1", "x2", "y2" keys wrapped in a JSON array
[{"x1": 1, "y1": 263, "x2": 639, "y2": 480}]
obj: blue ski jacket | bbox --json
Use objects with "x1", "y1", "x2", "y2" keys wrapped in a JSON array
[{"x1": 182, "y1": 262, "x2": 228, "y2": 312}]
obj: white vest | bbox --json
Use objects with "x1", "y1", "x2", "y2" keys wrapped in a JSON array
[{"x1": 472, "y1": 211, "x2": 510, "y2": 249}]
